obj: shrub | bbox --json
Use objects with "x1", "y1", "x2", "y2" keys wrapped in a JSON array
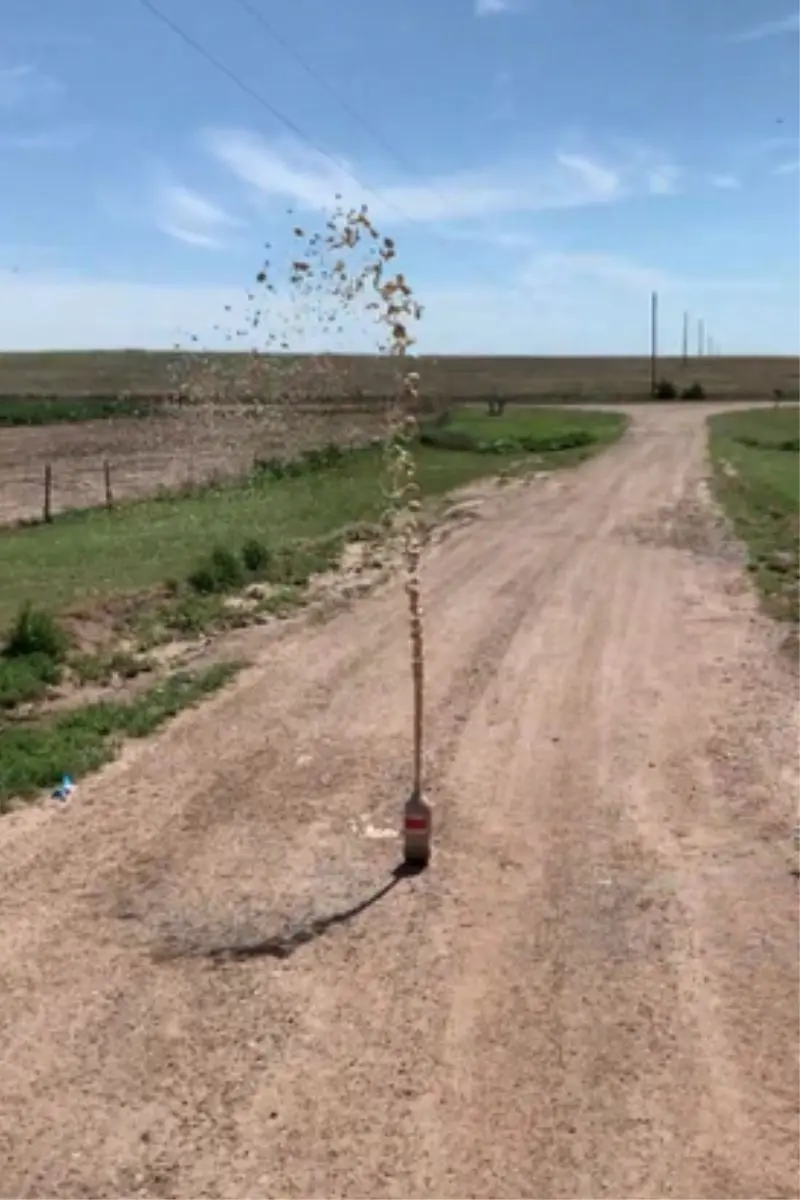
[
  {"x1": 241, "y1": 537, "x2": 272, "y2": 574},
  {"x1": 0, "y1": 655, "x2": 60, "y2": 709},
  {"x1": 3, "y1": 603, "x2": 70, "y2": 662},
  {"x1": 681, "y1": 382, "x2": 705, "y2": 400},
  {"x1": 253, "y1": 455, "x2": 285, "y2": 479},
  {"x1": 653, "y1": 379, "x2": 677, "y2": 399},
  {"x1": 419, "y1": 426, "x2": 480, "y2": 451},
  {"x1": 254, "y1": 443, "x2": 365, "y2": 482},
  {"x1": 186, "y1": 564, "x2": 219, "y2": 595},
  {"x1": 734, "y1": 434, "x2": 800, "y2": 453},
  {"x1": 187, "y1": 546, "x2": 246, "y2": 595},
  {"x1": 302, "y1": 443, "x2": 345, "y2": 471},
  {"x1": 517, "y1": 431, "x2": 594, "y2": 452},
  {"x1": 209, "y1": 547, "x2": 246, "y2": 589}
]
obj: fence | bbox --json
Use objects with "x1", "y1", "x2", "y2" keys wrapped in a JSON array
[
  {"x1": 0, "y1": 427, "x2": 386, "y2": 528},
  {"x1": 37, "y1": 460, "x2": 115, "y2": 522},
  {"x1": 0, "y1": 452, "x2": 263, "y2": 529}
]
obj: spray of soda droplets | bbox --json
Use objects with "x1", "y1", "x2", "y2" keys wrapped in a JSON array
[{"x1": 175, "y1": 202, "x2": 426, "y2": 795}]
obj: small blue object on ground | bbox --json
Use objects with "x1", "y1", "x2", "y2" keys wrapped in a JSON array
[{"x1": 52, "y1": 775, "x2": 75, "y2": 802}]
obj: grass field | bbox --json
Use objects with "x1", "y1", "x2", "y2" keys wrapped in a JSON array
[
  {"x1": 0, "y1": 349, "x2": 796, "y2": 401},
  {"x1": 0, "y1": 407, "x2": 627, "y2": 627},
  {"x1": 708, "y1": 406, "x2": 799, "y2": 621},
  {"x1": 427, "y1": 406, "x2": 624, "y2": 445}
]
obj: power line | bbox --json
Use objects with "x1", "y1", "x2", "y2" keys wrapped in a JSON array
[
  {"x1": 134, "y1": 0, "x2": 414, "y2": 225},
  {"x1": 231, "y1": 0, "x2": 432, "y2": 186}
]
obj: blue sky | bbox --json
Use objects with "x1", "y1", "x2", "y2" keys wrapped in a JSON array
[{"x1": 0, "y1": 0, "x2": 798, "y2": 354}]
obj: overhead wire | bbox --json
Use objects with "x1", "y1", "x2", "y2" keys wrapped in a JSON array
[
  {"x1": 135, "y1": 0, "x2": 436, "y2": 227},
  {"x1": 230, "y1": 0, "x2": 447, "y2": 193}
]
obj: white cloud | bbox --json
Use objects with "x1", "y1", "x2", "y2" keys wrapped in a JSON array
[
  {"x1": 474, "y1": 0, "x2": 525, "y2": 15},
  {"x1": 203, "y1": 129, "x2": 681, "y2": 228},
  {"x1": 2, "y1": 249, "x2": 792, "y2": 357},
  {"x1": 709, "y1": 173, "x2": 741, "y2": 189},
  {"x1": 602, "y1": 136, "x2": 683, "y2": 197},
  {"x1": 647, "y1": 164, "x2": 682, "y2": 195},
  {"x1": 773, "y1": 159, "x2": 800, "y2": 175},
  {"x1": 153, "y1": 183, "x2": 243, "y2": 250},
  {"x1": 519, "y1": 251, "x2": 669, "y2": 296},
  {"x1": 556, "y1": 153, "x2": 620, "y2": 198},
  {"x1": 729, "y1": 11, "x2": 799, "y2": 41},
  {"x1": 0, "y1": 63, "x2": 62, "y2": 109}
]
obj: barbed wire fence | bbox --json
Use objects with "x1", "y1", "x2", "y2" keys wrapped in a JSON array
[{"x1": 0, "y1": 403, "x2": 394, "y2": 528}]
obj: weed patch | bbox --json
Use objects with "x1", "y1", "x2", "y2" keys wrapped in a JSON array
[
  {"x1": 0, "y1": 605, "x2": 71, "y2": 708},
  {"x1": 4, "y1": 602, "x2": 70, "y2": 661},
  {"x1": 69, "y1": 649, "x2": 153, "y2": 685},
  {"x1": 0, "y1": 655, "x2": 60, "y2": 709},
  {"x1": 0, "y1": 662, "x2": 242, "y2": 809},
  {"x1": 708, "y1": 407, "x2": 799, "y2": 621},
  {"x1": 187, "y1": 547, "x2": 247, "y2": 595},
  {"x1": 420, "y1": 406, "x2": 626, "y2": 461}
]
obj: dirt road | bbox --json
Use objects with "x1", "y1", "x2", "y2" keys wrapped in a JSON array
[{"x1": 0, "y1": 405, "x2": 797, "y2": 1200}]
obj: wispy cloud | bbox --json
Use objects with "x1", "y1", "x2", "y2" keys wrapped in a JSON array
[
  {"x1": 647, "y1": 164, "x2": 682, "y2": 195},
  {"x1": 556, "y1": 153, "x2": 620, "y2": 197},
  {"x1": 203, "y1": 129, "x2": 680, "y2": 227},
  {"x1": 519, "y1": 251, "x2": 669, "y2": 297},
  {"x1": 153, "y1": 183, "x2": 243, "y2": 249},
  {"x1": 603, "y1": 135, "x2": 683, "y2": 196},
  {"x1": 773, "y1": 159, "x2": 800, "y2": 175},
  {"x1": 518, "y1": 250, "x2": 778, "y2": 302},
  {"x1": 709, "y1": 173, "x2": 741, "y2": 189},
  {"x1": 729, "y1": 11, "x2": 799, "y2": 42},
  {"x1": 0, "y1": 63, "x2": 62, "y2": 109},
  {"x1": 474, "y1": 0, "x2": 526, "y2": 15}
]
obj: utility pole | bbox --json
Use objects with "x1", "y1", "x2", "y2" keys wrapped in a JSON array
[
  {"x1": 682, "y1": 311, "x2": 689, "y2": 367},
  {"x1": 650, "y1": 291, "x2": 659, "y2": 396},
  {"x1": 697, "y1": 318, "x2": 705, "y2": 357}
]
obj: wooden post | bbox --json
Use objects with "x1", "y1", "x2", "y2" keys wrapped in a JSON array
[
  {"x1": 104, "y1": 460, "x2": 113, "y2": 509},
  {"x1": 649, "y1": 291, "x2": 659, "y2": 397},
  {"x1": 682, "y1": 311, "x2": 689, "y2": 368},
  {"x1": 44, "y1": 463, "x2": 53, "y2": 523}
]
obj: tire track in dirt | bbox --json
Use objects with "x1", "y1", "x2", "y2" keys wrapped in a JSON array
[{"x1": 0, "y1": 404, "x2": 796, "y2": 1199}]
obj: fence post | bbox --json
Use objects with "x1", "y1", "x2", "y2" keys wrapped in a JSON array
[
  {"x1": 104, "y1": 460, "x2": 113, "y2": 509},
  {"x1": 44, "y1": 463, "x2": 53, "y2": 523}
]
